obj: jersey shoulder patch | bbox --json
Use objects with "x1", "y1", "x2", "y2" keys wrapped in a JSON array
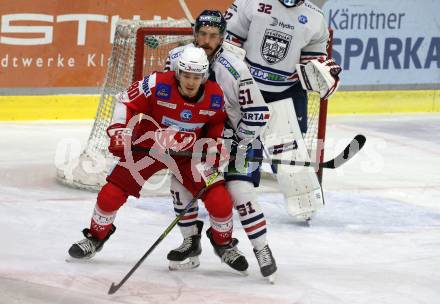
[{"x1": 151, "y1": 71, "x2": 177, "y2": 99}]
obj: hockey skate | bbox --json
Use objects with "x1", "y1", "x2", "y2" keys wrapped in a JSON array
[
  {"x1": 206, "y1": 228, "x2": 249, "y2": 274},
  {"x1": 254, "y1": 244, "x2": 277, "y2": 284},
  {"x1": 167, "y1": 221, "x2": 203, "y2": 271},
  {"x1": 68, "y1": 225, "x2": 116, "y2": 259}
]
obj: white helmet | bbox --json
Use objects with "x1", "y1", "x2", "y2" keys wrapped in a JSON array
[{"x1": 176, "y1": 46, "x2": 209, "y2": 82}]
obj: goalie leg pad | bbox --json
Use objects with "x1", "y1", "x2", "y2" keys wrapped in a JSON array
[{"x1": 262, "y1": 98, "x2": 324, "y2": 220}]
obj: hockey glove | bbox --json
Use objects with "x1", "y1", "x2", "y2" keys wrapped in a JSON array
[
  {"x1": 106, "y1": 123, "x2": 132, "y2": 158},
  {"x1": 296, "y1": 58, "x2": 342, "y2": 99}
]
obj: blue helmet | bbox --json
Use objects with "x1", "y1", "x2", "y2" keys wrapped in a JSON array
[
  {"x1": 279, "y1": 0, "x2": 304, "y2": 7},
  {"x1": 194, "y1": 10, "x2": 227, "y2": 35}
]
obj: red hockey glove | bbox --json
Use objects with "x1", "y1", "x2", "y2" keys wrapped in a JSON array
[{"x1": 106, "y1": 123, "x2": 132, "y2": 158}]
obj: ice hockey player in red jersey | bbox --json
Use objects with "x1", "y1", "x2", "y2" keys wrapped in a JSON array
[{"x1": 67, "y1": 46, "x2": 249, "y2": 273}]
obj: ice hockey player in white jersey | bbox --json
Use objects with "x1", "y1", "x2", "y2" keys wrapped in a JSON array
[
  {"x1": 225, "y1": 0, "x2": 342, "y2": 221},
  {"x1": 163, "y1": 10, "x2": 277, "y2": 281}
]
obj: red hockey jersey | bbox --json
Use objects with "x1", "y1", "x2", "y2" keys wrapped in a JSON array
[{"x1": 119, "y1": 71, "x2": 227, "y2": 151}]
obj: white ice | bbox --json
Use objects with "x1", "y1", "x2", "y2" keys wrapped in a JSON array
[{"x1": 1, "y1": 114, "x2": 439, "y2": 304}]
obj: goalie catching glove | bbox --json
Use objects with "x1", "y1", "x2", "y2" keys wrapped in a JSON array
[
  {"x1": 106, "y1": 123, "x2": 132, "y2": 158},
  {"x1": 296, "y1": 58, "x2": 342, "y2": 99}
]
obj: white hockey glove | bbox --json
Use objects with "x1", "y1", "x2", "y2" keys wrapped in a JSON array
[{"x1": 296, "y1": 58, "x2": 342, "y2": 99}]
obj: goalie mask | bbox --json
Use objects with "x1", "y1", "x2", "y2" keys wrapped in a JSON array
[
  {"x1": 279, "y1": 0, "x2": 304, "y2": 7},
  {"x1": 194, "y1": 10, "x2": 226, "y2": 36},
  {"x1": 176, "y1": 46, "x2": 209, "y2": 83}
]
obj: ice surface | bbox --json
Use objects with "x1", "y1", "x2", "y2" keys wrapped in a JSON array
[{"x1": 1, "y1": 115, "x2": 439, "y2": 304}]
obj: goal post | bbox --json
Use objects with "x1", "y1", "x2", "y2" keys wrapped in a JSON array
[
  {"x1": 56, "y1": 19, "x2": 332, "y2": 191},
  {"x1": 56, "y1": 19, "x2": 193, "y2": 191}
]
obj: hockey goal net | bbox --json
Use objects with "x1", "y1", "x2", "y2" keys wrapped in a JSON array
[{"x1": 56, "y1": 19, "x2": 331, "y2": 191}]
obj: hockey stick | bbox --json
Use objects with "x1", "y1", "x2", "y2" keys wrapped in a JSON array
[
  {"x1": 132, "y1": 134, "x2": 366, "y2": 170},
  {"x1": 108, "y1": 184, "x2": 209, "y2": 295}
]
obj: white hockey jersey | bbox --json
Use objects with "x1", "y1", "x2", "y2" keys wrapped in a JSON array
[
  {"x1": 165, "y1": 44, "x2": 270, "y2": 141},
  {"x1": 225, "y1": 0, "x2": 329, "y2": 93}
]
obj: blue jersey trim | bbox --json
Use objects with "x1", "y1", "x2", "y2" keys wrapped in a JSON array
[
  {"x1": 301, "y1": 51, "x2": 327, "y2": 56},
  {"x1": 248, "y1": 228, "x2": 267, "y2": 239},
  {"x1": 241, "y1": 120, "x2": 266, "y2": 126},
  {"x1": 241, "y1": 213, "x2": 265, "y2": 226},
  {"x1": 245, "y1": 57, "x2": 292, "y2": 76},
  {"x1": 241, "y1": 106, "x2": 270, "y2": 112}
]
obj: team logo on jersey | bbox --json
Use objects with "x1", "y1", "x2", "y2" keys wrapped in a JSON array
[
  {"x1": 155, "y1": 83, "x2": 171, "y2": 100},
  {"x1": 210, "y1": 95, "x2": 223, "y2": 109},
  {"x1": 261, "y1": 29, "x2": 292, "y2": 64},
  {"x1": 155, "y1": 127, "x2": 196, "y2": 151},
  {"x1": 298, "y1": 15, "x2": 308, "y2": 24},
  {"x1": 180, "y1": 109, "x2": 193, "y2": 121}
]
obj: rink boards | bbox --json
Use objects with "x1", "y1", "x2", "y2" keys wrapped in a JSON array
[{"x1": 1, "y1": 90, "x2": 439, "y2": 120}]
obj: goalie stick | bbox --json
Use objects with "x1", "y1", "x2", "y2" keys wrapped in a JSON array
[
  {"x1": 108, "y1": 181, "x2": 213, "y2": 295},
  {"x1": 132, "y1": 134, "x2": 366, "y2": 170}
]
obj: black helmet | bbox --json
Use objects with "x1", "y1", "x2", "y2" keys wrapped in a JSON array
[
  {"x1": 279, "y1": 0, "x2": 304, "y2": 7},
  {"x1": 194, "y1": 10, "x2": 226, "y2": 36}
]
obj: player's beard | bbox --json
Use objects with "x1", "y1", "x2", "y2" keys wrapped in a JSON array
[{"x1": 199, "y1": 44, "x2": 214, "y2": 57}]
